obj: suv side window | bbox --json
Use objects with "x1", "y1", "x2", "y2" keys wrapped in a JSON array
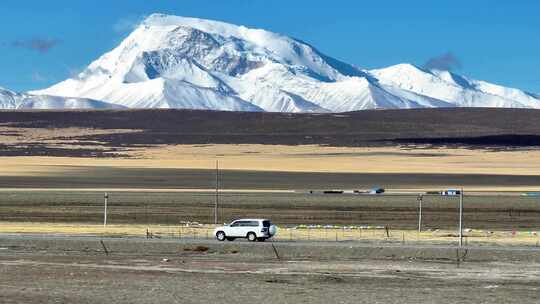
[
  {"x1": 231, "y1": 220, "x2": 260, "y2": 227},
  {"x1": 241, "y1": 221, "x2": 257, "y2": 227}
]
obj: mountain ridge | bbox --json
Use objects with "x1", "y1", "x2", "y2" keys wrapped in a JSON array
[
  {"x1": 4, "y1": 13, "x2": 537, "y2": 112},
  {"x1": 0, "y1": 87, "x2": 124, "y2": 109}
]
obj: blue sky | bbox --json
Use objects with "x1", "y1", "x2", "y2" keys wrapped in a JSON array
[{"x1": 1, "y1": 0, "x2": 539, "y2": 93}]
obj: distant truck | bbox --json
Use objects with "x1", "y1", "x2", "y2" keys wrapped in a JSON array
[
  {"x1": 310, "y1": 187, "x2": 385, "y2": 195},
  {"x1": 369, "y1": 187, "x2": 385, "y2": 194},
  {"x1": 440, "y1": 189, "x2": 461, "y2": 196}
]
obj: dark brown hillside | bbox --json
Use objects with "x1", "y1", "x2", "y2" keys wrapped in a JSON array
[{"x1": 1, "y1": 108, "x2": 540, "y2": 147}]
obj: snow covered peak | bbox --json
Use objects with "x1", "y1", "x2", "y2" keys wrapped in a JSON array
[
  {"x1": 374, "y1": 63, "x2": 425, "y2": 74},
  {"x1": 32, "y1": 14, "x2": 367, "y2": 111},
  {"x1": 17, "y1": 95, "x2": 126, "y2": 109},
  {"x1": 369, "y1": 64, "x2": 540, "y2": 109},
  {"x1": 141, "y1": 13, "x2": 271, "y2": 40},
  {"x1": 371, "y1": 64, "x2": 441, "y2": 84},
  {"x1": 0, "y1": 87, "x2": 123, "y2": 109},
  {"x1": 75, "y1": 13, "x2": 350, "y2": 84},
  {"x1": 0, "y1": 87, "x2": 20, "y2": 108},
  {"x1": 429, "y1": 69, "x2": 473, "y2": 88},
  {"x1": 0, "y1": 86, "x2": 13, "y2": 92},
  {"x1": 371, "y1": 64, "x2": 472, "y2": 91},
  {"x1": 140, "y1": 13, "x2": 308, "y2": 58},
  {"x1": 29, "y1": 14, "x2": 540, "y2": 112}
]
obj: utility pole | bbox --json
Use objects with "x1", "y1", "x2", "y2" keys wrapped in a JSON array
[
  {"x1": 458, "y1": 188, "x2": 464, "y2": 247},
  {"x1": 103, "y1": 192, "x2": 108, "y2": 227},
  {"x1": 417, "y1": 194, "x2": 423, "y2": 232},
  {"x1": 214, "y1": 160, "x2": 219, "y2": 225}
]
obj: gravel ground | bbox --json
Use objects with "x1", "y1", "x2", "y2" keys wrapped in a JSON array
[{"x1": 1, "y1": 235, "x2": 539, "y2": 303}]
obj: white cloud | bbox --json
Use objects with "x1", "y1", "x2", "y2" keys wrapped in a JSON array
[
  {"x1": 31, "y1": 71, "x2": 47, "y2": 82},
  {"x1": 113, "y1": 15, "x2": 146, "y2": 33}
]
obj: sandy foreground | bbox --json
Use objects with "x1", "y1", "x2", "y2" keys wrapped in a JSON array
[
  {"x1": 0, "y1": 144, "x2": 539, "y2": 176},
  {"x1": 1, "y1": 234, "x2": 540, "y2": 304}
]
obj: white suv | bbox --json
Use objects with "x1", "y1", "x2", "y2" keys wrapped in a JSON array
[{"x1": 214, "y1": 219, "x2": 277, "y2": 242}]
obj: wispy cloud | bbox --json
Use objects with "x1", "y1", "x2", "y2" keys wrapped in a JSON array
[
  {"x1": 11, "y1": 38, "x2": 61, "y2": 53},
  {"x1": 67, "y1": 65, "x2": 86, "y2": 79},
  {"x1": 423, "y1": 52, "x2": 461, "y2": 71},
  {"x1": 113, "y1": 15, "x2": 146, "y2": 33},
  {"x1": 31, "y1": 71, "x2": 48, "y2": 82}
]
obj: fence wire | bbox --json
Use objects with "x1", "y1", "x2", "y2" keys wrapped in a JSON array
[{"x1": 1, "y1": 190, "x2": 540, "y2": 246}]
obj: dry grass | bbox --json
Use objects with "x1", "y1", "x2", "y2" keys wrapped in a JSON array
[
  {"x1": 277, "y1": 227, "x2": 540, "y2": 246},
  {"x1": 2, "y1": 144, "x2": 540, "y2": 175},
  {"x1": 1, "y1": 144, "x2": 540, "y2": 191},
  {"x1": 134, "y1": 144, "x2": 540, "y2": 175},
  {"x1": 1, "y1": 222, "x2": 538, "y2": 246}
]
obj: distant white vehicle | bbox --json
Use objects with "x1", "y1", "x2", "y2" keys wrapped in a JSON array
[
  {"x1": 369, "y1": 187, "x2": 385, "y2": 194},
  {"x1": 441, "y1": 189, "x2": 461, "y2": 196},
  {"x1": 214, "y1": 219, "x2": 277, "y2": 242}
]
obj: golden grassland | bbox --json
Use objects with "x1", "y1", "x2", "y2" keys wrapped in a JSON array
[
  {"x1": 1, "y1": 221, "x2": 538, "y2": 246},
  {"x1": 1, "y1": 144, "x2": 540, "y2": 191},
  {"x1": 1, "y1": 144, "x2": 540, "y2": 176},
  {"x1": 1, "y1": 124, "x2": 539, "y2": 176}
]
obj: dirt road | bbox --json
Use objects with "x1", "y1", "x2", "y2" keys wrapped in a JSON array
[{"x1": 1, "y1": 235, "x2": 539, "y2": 303}]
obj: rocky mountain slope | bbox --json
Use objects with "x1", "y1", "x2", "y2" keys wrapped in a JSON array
[{"x1": 10, "y1": 13, "x2": 539, "y2": 112}]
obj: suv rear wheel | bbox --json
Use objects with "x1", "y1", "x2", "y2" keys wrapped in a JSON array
[
  {"x1": 247, "y1": 232, "x2": 257, "y2": 242},
  {"x1": 216, "y1": 231, "x2": 226, "y2": 241}
]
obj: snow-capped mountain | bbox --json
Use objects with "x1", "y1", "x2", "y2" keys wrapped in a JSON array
[
  {"x1": 28, "y1": 14, "x2": 540, "y2": 112},
  {"x1": 369, "y1": 64, "x2": 540, "y2": 109},
  {"x1": 0, "y1": 87, "x2": 20, "y2": 109},
  {"x1": 0, "y1": 87, "x2": 123, "y2": 109}
]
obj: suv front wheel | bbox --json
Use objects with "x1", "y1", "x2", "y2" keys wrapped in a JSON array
[
  {"x1": 216, "y1": 231, "x2": 226, "y2": 241},
  {"x1": 247, "y1": 232, "x2": 257, "y2": 242}
]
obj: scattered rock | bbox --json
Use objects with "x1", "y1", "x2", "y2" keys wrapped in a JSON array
[
  {"x1": 194, "y1": 246, "x2": 209, "y2": 252},
  {"x1": 183, "y1": 246, "x2": 209, "y2": 252},
  {"x1": 265, "y1": 278, "x2": 290, "y2": 284}
]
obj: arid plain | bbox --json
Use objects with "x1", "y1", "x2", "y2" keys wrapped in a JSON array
[
  {"x1": 1, "y1": 142, "x2": 540, "y2": 192},
  {"x1": 2, "y1": 109, "x2": 540, "y2": 304},
  {"x1": 1, "y1": 109, "x2": 540, "y2": 233}
]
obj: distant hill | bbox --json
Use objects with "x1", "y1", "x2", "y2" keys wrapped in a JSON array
[{"x1": 1, "y1": 108, "x2": 540, "y2": 147}]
